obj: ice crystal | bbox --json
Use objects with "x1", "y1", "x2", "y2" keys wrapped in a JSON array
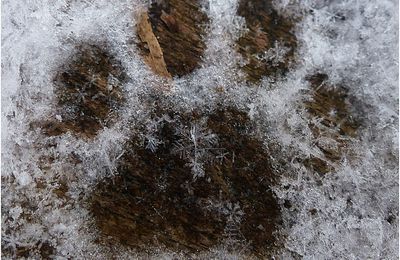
[{"x1": 173, "y1": 121, "x2": 224, "y2": 179}]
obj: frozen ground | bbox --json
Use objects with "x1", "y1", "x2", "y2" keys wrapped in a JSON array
[{"x1": 1, "y1": 0, "x2": 398, "y2": 259}]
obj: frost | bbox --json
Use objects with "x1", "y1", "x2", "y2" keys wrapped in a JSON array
[
  {"x1": 145, "y1": 136, "x2": 162, "y2": 153},
  {"x1": 256, "y1": 41, "x2": 291, "y2": 67},
  {"x1": 173, "y1": 121, "x2": 224, "y2": 179},
  {"x1": 143, "y1": 114, "x2": 172, "y2": 153},
  {"x1": 222, "y1": 202, "x2": 245, "y2": 224},
  {"x1": 2, "y1": 0, "x2": 398, "y2": 258},
  {"x1": 16, "y1": 172, "x2": 32, "y2": 187},
  {"x1": 9, "y1": 206, "x2": 23, "y2": 220}
]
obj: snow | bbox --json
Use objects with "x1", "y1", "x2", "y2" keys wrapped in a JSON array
[{"x1": 2, "y1": 0, "x2": 398, "y2": 259}]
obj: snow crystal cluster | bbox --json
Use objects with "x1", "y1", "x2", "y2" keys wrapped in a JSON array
[{"x1": 2, "y1": 0, "x2": 398, "y2": 259}]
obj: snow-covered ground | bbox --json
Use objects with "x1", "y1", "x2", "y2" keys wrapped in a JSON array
[{"x1": 2, "y1": 0, "x2": 398, "y2": 259}]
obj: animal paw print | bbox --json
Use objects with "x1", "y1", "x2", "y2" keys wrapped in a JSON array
[{"x1": 40, "y1": 0, "x2": 359, "y2": 257}]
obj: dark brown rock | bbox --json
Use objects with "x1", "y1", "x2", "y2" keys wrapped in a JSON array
[
  {"x1": 136, "y1": 0, "x2": 209, "y2": 78},
  {"x1": 90, "y1": 107, "x2": 281, "y2": 257},
  {"x1": 43, "y1": 43, "x2": 127, "y2": 139},
  {"x1": 236, "y1": 0, "x2": 297, "y2": 83}
]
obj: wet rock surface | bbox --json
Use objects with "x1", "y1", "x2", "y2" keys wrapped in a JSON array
[
  {"x1": 90, "y1": 106, "x2": 281, "y2": 257},
  {"x1": 236, "y1": 0, "x2": 297, "y2": 83},
  {"x1": 43, "y1": 43, "x2": 127, "y2": 138},
  {"x1": 137, "y1": 0, "x2": 209, "y2": 78}
]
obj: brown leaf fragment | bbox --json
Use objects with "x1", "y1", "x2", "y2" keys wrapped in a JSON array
[
  {"x1": 137, "y1": 12, "x2": 172, "y2": 78},
  {"x1": 136, "y1": 0, "x2": 209, "y2": 77}
]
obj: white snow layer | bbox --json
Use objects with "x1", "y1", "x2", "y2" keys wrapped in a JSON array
[{"x1": 1, "y1": 0, "x2": 398, "y2": 259}]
